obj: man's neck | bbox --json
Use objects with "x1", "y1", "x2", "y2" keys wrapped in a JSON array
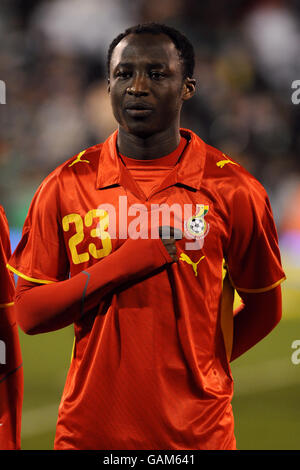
[{"x1": 117, "y1": 126, "x2": 181, "y2": 160}]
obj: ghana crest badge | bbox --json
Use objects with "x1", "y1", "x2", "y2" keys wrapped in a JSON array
[{"x1": 184, "y1": 204, "x2": 210, "y2": 239}]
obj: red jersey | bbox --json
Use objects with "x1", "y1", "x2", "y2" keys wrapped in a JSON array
[
  {"x1": 8, "y1": 129, "x2": 285, "y2": 450},
  {"x1": 0, "y1": 206, "x2": 23, "y2": 450}
]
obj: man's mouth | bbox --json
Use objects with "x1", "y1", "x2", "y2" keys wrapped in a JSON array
[{"x1": 125, "y1": 102, "x2": 154, "y2": 118}]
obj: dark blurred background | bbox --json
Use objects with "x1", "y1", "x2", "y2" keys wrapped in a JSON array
[
  {"x1": 0, "y1": 0, "x2": 299, "y2": 450},
  {"x1": 1, "y1": 0, "x2": 300, "y2": 237}
]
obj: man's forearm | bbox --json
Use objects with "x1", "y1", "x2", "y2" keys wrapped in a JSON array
[
  {"x1": 230, "y1": 286, "x2": 282, "y2": 362},
  {"x1": 14, "y1": 237, "x2": 172, "y2": 334}
]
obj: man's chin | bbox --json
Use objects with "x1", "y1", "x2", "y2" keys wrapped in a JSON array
[{"x1": 122, "y1": 122, "x2": 159, "y2": 139}]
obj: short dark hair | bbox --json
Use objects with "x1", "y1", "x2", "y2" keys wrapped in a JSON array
[{"x1": 107, "y1": 22, "x2": 195, "y2": 79}]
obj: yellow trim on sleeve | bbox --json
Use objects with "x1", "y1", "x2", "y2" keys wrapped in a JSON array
[
  {"x1": 70, "y1": 336, "x2": 76, "y2": 362},
  {"x1": 220, "y1": 274, "x2": 234, "y2": 361},
  {"x1": 6, "y1": 264, "x2": 55, "y2": 285},
  {"x1": 233, "y1": 276, "x2": 286, "y2": 294},
  {"x1": 0, "y1": 301, "x2": 14, "y2": 308}
]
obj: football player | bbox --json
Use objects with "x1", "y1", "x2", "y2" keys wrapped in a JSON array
[
  {"x1": 8, "y1": 23, "x2": 285, "y2": 450},
  {"x1": 0, "y1": 205, "x2": 23, "y2": 449}
]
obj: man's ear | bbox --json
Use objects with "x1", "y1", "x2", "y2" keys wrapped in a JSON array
[
  {"x1": 182, "y1": 77, "x2": 196, "y2": 101},
  {"x1": 107, "y1": 78, "x2": 110, "y2": 94}
]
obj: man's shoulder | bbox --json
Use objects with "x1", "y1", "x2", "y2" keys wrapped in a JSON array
[
  {"x1": 204, "y1": 142, "x2": 245, "y2": 178},
  {"x1": 26, "y1": 143, "x2": 104, "y2": 209},
  {"x1": 0, "y1": 204, "x2": 7, "y2": 222},
  {"x1": 56, "y1": 143, "x2": 103, "y2": 176},
  {"x1": 0, "y1": 205, "x2": 9, "y2": 240},
  {"x1": 40, "y1": 143, "x2": 104, "y2": 186},
  {"x1": 202, "y1": 141, "x2": 266, "y2": 197}
]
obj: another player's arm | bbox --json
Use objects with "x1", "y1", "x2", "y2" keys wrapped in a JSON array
[
  {"x1": 230, "y1": 285, "x2": 282, "y2": 362},
  {"x1": 13, "y1": 234, "x2": 176, "y2": 335}
]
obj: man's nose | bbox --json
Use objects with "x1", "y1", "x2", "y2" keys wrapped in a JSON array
[{"x1": 126, "y1": 73, "x2": 149, "y2": 96}]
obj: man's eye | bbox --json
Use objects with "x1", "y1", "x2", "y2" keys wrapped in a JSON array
[
  {"x1": 150, "y1": 72, "x2": 165, "y2": 80},
  {"x1": 116, "y1": 71, "x2": 131, "y2": 79}
]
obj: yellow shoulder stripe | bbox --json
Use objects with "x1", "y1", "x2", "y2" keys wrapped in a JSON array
[
  {"x1": 0, "y1": 301, "x2": 14, "y2": 308},
  {"x1": 6, "y1": 264, "x2": 55, "y2": 285}
]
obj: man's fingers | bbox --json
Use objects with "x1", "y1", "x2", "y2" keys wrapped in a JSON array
[
  {"x1": 159, "y1": 226, "x2": 182, "y2": 239},
  {"x1": 158, "y1": 226, "x2": 180, "y2": 262},
  {"x1": 163, "y1": 238, "x2": 176, "y2": 246}
]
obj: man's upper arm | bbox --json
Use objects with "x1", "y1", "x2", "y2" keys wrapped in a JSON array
[
  {"x1": 7, "y1": 172, "x2": 69, "y2": 285},
  {"x1": 225, "y1": 178, "x2": 285, "y2": 293}
]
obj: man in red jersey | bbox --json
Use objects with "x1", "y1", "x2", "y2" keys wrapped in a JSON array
[
  {"x1": 8, "y1": 23, "x2": 285, "y2": 450},
  {"x1": 0, "y1": 206, "x2": 23, "y2": 449}
]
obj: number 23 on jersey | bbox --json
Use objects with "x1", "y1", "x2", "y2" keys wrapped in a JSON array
[{"x1": 62, "y1": 209, "x2": 112, "y2": 265}]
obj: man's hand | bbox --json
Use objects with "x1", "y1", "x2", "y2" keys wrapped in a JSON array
[{"x1": 159, "y1": 226, "x2": 181, "y2": 262}]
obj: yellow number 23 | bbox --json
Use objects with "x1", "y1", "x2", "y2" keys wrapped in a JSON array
[{"x1": 62, "y1": 210, "x2": 112, "y2": 265}]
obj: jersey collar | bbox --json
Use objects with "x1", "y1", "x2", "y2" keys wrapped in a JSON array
[{"x1": 96, "y1": 128, "x2": 207, "y2": 197}]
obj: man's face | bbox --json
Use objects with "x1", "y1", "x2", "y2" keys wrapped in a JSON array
[{"x1": 108, "y1": 33, "x2": 194, "y2": 138}]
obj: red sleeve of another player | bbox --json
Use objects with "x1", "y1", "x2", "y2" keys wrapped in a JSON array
[
  {"x1": 7, "y1": 172, "x2": 69, "y2": 284},
  {"x1": 225, "y1": 178, "x2": 286, "y2": 292},
  {"x1": 0, "y1": 206, "x2": 23, "y2": 450},
  {"x1": 0, "y1": 207, "x2": 15, "y2": 305}
]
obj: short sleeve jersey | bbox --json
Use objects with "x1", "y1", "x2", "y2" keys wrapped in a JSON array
[
  {"x1": 8, "y1": 129, "x2": 285, "y2": 450},
  {"x1": 0, "y1": 206, "x2": 23, "y2": 450}
]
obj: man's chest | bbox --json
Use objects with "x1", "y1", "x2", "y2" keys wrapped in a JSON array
[{"x1": 59, "y1": 178, "x2": 229, "y2": 277}]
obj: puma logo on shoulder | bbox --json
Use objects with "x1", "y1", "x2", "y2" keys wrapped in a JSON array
[
  {"x1": 69, "y1": 151, "x2": 90, "y2": 167},
  {"x1": 216, "y1": 154, "x2": 239, "y2": 169}
]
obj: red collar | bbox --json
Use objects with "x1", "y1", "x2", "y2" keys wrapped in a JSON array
[{"x1": 96, "y1": 128, "x2": 207, "y2": 198}]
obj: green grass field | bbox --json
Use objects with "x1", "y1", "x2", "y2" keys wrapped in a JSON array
[{"x1": 18, "y1": 259, "x2": 300, "y2": 450}]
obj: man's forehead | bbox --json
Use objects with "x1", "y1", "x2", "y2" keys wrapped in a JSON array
[{"x1": 111, "y1": 33, "x2": 180, "y2": 68}]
